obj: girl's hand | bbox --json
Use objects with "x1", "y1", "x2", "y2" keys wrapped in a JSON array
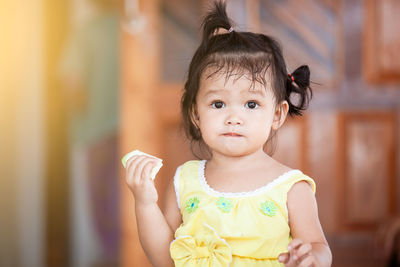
[
  {"x1": 125, "y1": 155, "x2": 159, "y2": 206},
  {"x1": 278, "y1": 239, "x2": 317, "y2": 267}
]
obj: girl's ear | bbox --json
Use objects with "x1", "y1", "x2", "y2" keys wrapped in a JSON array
[
  {"x1": 190, "y1": 105, "x2": 200, "y2": 127},
  {"x1": 272, "y1": 100, "x2": 289, "y2": 130}
]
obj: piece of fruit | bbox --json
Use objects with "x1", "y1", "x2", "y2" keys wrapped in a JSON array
[{"x1": 122, "y1": 150, "x2": 163, "y2": 180}]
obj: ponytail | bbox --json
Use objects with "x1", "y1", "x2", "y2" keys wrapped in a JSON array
[
  {"x1": 285, "y1": 65, "x2": 313, "y2": 117},
  {"x1": 200, "y1": 1, "x2": 234, "y2": 49}
]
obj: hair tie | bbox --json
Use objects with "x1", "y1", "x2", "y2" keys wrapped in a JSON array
[
  {"x1": 288, "y1": 74, "x2": 295, "y2": 83},
  {"x1": 228, "y1": 27, "x2": 234, "y2": 33}
]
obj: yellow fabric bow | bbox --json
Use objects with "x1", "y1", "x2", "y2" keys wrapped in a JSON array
[{"x1": 170, "y1": 221, "x2": 232, "y2": 266}]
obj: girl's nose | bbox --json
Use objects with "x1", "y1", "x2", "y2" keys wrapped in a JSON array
[{"x1": 225, "y1": 114, "x2": 243, "y2": 125}]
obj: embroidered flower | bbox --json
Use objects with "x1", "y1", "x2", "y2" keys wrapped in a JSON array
[
  {"x1": 260, "y1": 200, "x2": 277, "y2": 217},
  {"x1": 185, "y1": 197, "x2": 200, "y2": 213},
  {"x1": 216, "y1": 197, "x2": 233, "y2": 213}
]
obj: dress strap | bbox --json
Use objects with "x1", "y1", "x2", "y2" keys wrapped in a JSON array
[
  {"x1": 270, "y1": 171, "x2": 316, "y2": 223},
  {"x1": 173, "y1": 160, "x2": 202, "y2": 210},
  {"x1": 281, "y1": 172, "x2": 316, "y2": 194},
  {"x1": 173, "y1": 165, "x2": 182, "y2": 210}
]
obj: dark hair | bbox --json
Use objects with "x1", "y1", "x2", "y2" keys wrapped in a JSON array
[{"x1": 181, "y1": 1, "x2": 312, "y2": 154}]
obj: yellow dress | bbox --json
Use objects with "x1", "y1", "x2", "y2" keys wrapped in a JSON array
[{"x1": 170, "y1": 160, "x2": 316, "y2": 267}]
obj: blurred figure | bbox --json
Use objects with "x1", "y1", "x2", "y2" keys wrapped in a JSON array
[
  {"x1": 58, "y1": 0, "x2": 122, "y2": 266},
  {"x1": 375, "y1": 216, "x2": 400, "y2": 267}
]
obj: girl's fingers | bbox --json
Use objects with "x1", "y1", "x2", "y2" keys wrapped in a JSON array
[
  {"x1": 296, "y1": 243, "x2": 312, "y2": 259},
  {"x1": 288, "y1": 239, "x2": 303, "y2": 251},
  {"x1": 288, "y1": 239, "x2": 303, "y2": 261},
  {"x1": 134, "y1": 156, "x2": 152, "y2": 184},
  {"x1": 126, "y1": 155, "x2": 147, "y2": 185},
  {"x1": 278, "y1": 252, "x2": 290, "y2": 263},
  {"x1": 126, "y1": 154, "x2": 143, "y2": 173},
  {"x1": 142, "y1": 160, "x2": 156, "y2": 182},
  {"x1": 125, "y1": 155, "x2": 142, "y2": 184}
]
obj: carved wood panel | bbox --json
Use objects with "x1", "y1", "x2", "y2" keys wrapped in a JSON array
[
  {"x1": 363, "y1": 0, "x2": 400, "y2": 83},
  {"x1": 337, "y1": 111, "x2": 397, "y2": 231}
]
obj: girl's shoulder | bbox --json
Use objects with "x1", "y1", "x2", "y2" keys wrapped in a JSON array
[
  {"x1": 266, "y1": 161, "x2": 316, "y2": 195},
  {"x1": 173, "y1": 160, "x2": 203, "y2": 183},
  {"x1": 180, "y1": 159, "x2": 202, "y2": 168},
  {"x1": 270, "y1": 159, "x2": 316, "y2": 193},
  {"x1": 173, "y1": 159, "x2": 201, "y2": 172},
  {"x1": 174, "y1": 160, "x2": 203, "y2": 177}
]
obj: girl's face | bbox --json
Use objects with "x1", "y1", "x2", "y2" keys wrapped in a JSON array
[{"x1": 194, "y1": 69, "x2": 288, "y2": 158}]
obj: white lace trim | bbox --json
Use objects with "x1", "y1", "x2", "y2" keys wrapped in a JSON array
[
  {"x1": 198, "y1": 160, "x2": 302, "y2": 198},
  {"x1": 173, "y1": 165, "x2": 182, "y2": 210}
]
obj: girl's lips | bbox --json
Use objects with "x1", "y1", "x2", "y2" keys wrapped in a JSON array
[{"x1": 222, "y1": 132, "x2": 242, "y2": 137}]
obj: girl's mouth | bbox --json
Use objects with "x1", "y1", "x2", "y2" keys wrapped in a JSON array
[{"x1": 222, "y1": 132, "x2": 242, "y2": 137}]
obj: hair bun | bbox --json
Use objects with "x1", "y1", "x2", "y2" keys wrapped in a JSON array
[
  {"x1": 291, "y1": 65, "x2": 310, "y2": 88},
  {"x1": 201, "y1": 1, "x2": 233, "y2": 46},
  {"x1": 286, "y1": 65, "x2": 313, "y2": 117}
]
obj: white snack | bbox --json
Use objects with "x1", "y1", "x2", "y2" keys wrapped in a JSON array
[{"x1": 121, "y1": 150, "x2": 163, "y2": 180}]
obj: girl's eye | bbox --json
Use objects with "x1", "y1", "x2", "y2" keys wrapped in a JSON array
[
  {"x1": 211, "y1": 101, "x2": 225, "y2": 109},
  {"x1": 245, "y1": 101, "x2": 259, "y2": 109}
]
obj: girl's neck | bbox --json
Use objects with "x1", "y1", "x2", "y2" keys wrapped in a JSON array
[{"x1": 207, "y1": 149, "x2": 273, "y2": 172}]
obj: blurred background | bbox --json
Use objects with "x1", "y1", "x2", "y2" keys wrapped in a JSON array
[{"x1": 0, "y1": 0, "x2": 399, "y2": 266}]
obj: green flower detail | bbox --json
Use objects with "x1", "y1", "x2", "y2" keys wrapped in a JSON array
[
  {"x1": 185, "y1": 197, "x2": 200, "y2": 213},
  {"x1": 260, "y1": 200, "x2": 277, "y2": 217},
  {"x1": 216, "y1": 197, "x2": 233, "y2": 213}
]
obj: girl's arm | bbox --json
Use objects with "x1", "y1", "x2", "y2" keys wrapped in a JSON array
[
  {"x1": 135, "y1": 203, "x2": 174, "y2": 267},
  {"x1": 278, "y1": 181, "x2": 332, "y2": 267},
  {"x1": 125, "y1": 155, "x2": 181, "y2": 267}
]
